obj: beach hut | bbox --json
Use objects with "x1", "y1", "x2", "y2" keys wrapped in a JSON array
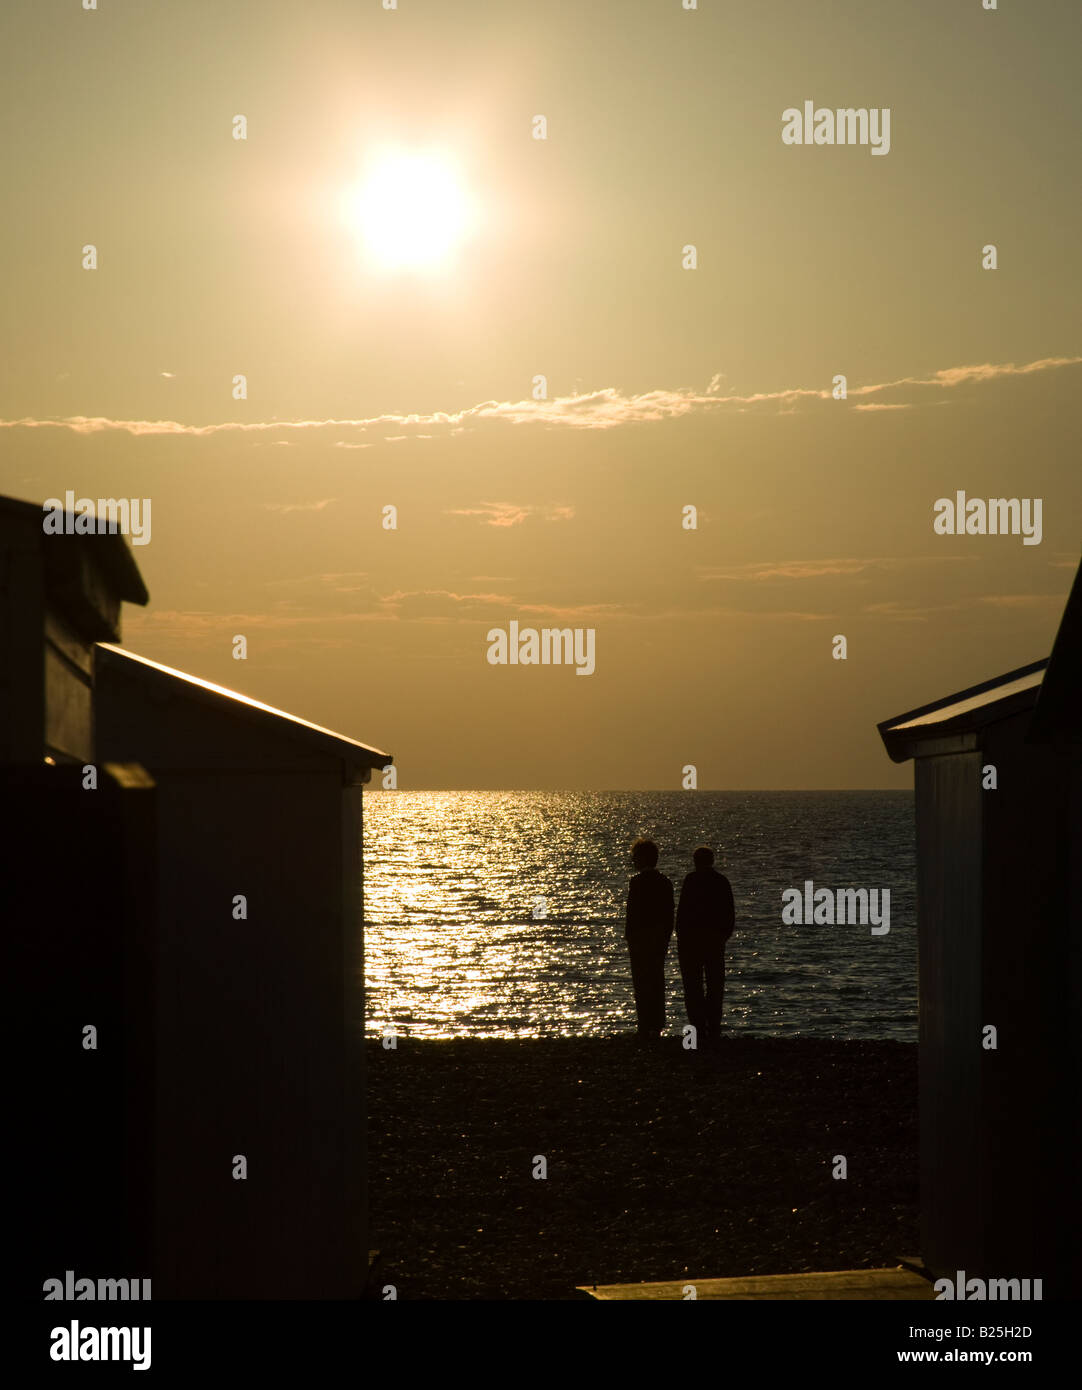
[
  {"x1": 877, "y1": 562, "x2": 1081, "y2": 1298},
  {"x1": 1, "y1": 493, "x2": 154, "y2": 1291},
  {"x1": 94, "y1": 644, "x2": 391, "y2": 1298},
  {"x1": 3, "y1": 490, "x2": 391, "y2": 1300}
]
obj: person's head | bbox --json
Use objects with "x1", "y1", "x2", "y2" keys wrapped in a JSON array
[
  {"x1": 693, "y1": 845, "x2": 715, "y2": 871},
  {"x1": 631, "y1": 838, "x2": 659, "y2": 871}
]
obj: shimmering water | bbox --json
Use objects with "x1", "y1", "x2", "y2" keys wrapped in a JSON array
[{"x1": 363, "y1": 790, "x2": 917, "y2": 1041}]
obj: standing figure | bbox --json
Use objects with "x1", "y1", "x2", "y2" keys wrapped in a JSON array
[
  {"x1": 676, "y1": 846, "x2": 735, "y2": 1043},
  {"x1": 625, "y1": 838, "x2": 674, "y2": 1039}
]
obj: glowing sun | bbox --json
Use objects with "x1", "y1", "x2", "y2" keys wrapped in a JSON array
[{"x1": 350, "y1": 151, "x2": 475, "y2": 271}]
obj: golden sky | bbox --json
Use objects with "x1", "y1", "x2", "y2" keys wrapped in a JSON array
[{"x1": 2, "y1": 0, "x2": 1079, "y2": 788}]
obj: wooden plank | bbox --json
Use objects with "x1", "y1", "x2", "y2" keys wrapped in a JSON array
[
  {"x1": 579, "y1": 1267, "x2": 936, "y2": 1301},
  {"x1": 44, "y1": 643, "x2": 93, "y2": 763},
  {"x1": 45, "y1": 607, "x2": 94, "y2": 675}
]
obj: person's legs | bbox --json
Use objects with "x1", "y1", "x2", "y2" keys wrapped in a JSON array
[
  {"x1": 679, "y1": 944, "x2": 707, "y2": 1039},
  {"x1": 628, "y1": 940, "x2": 656, "y2": 1036},
  {"x1": 702, "y1": 951, "x2": 725, "y2": 1038},
  {"x1": 646, "y1": 936, "x2": 668, "y2": 1035}
]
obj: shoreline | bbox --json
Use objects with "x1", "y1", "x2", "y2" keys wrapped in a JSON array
[{"x1": 367, "y1": 1035, "x2": 918, "y2": 1300}]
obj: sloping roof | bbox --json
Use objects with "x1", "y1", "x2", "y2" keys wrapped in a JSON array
[
  {"x1": 97, "y1": 643, "x2": 392, "y2": 770},
  {"x1": 0, "y1": 494, "x2": 149, "y2": 606},
  {"x1": 878, "y1": 659, "x2": 1047, "y2": 764},
  {"x1": 1028, "y1": 558, "x2": 1082, "y2": 743},
  {"x1": 878, "y1": 559, "x2": 1082, "y2": 762}
]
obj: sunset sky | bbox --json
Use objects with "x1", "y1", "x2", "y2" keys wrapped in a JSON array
[{"x1": 2, "y1": 0, "x2": 1079, "y2": 788}]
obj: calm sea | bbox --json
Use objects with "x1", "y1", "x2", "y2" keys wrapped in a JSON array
[{"x1": 363, "y1": 790, "x2": 917, "y2": 1042}]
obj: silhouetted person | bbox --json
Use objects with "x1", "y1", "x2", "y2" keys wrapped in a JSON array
[
  {"x1": 676, "y1": 846, "x2": 735, "y2": 1043},
  {"x1": 625, "y1": 838, "x2": 674, "y2": 1039}
]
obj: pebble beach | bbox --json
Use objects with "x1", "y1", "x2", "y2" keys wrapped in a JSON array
[{"x1": 366, "y1": 1035, "x2": 918, "y2": 1300}]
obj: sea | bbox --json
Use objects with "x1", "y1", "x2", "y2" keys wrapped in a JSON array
[{"x1": 363, "y1": 790, "x2": 917, "y2": 1042}]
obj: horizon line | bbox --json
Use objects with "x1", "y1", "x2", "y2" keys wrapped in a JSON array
[{"x1": 364, "y1": 786, "x2": 913, "y2": 793}]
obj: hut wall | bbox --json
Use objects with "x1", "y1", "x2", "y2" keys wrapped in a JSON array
[
  {"x1": 96, "y1": 666, "x2": 369, "y2": 1298},
  {"x1": 0, "y1": 532, "x2": 47, "y2": 763},
  {"x1": 43, "y1": 611, "x2": 95, "y2": 763},
  {"x1": 9, "y1": 764, "x2": 156, "y2": 1288},
  {"x1": 144, "y1": 772, "x2": 364, "y2": 1298},
  {"x1": 0, "y1": 518, "x2": 99, "y2": 765},
  {"x1": 914, "y1": 749, "x2": 983, "y2": 1280},
  {"x1": 981, "y1": 715, "x2": 1079, "y2": 1294},
  {"x1": 341, "y1": 782, "x2": 366, "y2": 1295}
]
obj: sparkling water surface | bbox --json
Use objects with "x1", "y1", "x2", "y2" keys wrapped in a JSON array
[{"x1": 364, "y1": 790, "x2": 917, "y2": 1041}]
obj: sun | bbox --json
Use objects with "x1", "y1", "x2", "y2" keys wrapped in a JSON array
[{"x1": 349, "y1": 150, "x2": 475, "y2": 272}]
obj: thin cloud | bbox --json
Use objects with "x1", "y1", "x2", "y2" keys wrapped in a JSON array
[
  {"x1": 446, "y1": 502, "x2": 575, "y2": 527},
  {"x1": 702, "y1": 559, "x2": 874, "y2": 581},
  {"x1": 976, "y1": 593, "x2": 1064, "y2": 610},
  {"x1": 263, "y1": 498, "x2": 336, "y2": 514},
  {"x1": 862, "y1": 590, "x2": 1066, "y2": 622},
  {"x1": 699, "y1": 556, "x2": 973, "y2": 582},
  {"x1": 3, "y1": 355, "x2": 1076, "y2": 441}
]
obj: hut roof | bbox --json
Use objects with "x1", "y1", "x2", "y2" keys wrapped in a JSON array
[
  {"x1": 97, "y1": 643, "x2": 392, "y2": 774},
  {"x1": 878, "y1": 557, "x2": 1081, "y2": 761},
  {"x1": 0, "y1": 494, "x2": 149, "y2": 608},
  {"x1": 877, "y1": 659, "x2": 1046, "y2": 763}
]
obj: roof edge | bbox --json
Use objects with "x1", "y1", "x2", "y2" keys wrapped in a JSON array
[
  {"x1": 877, "y1": 657, "x2": 1048, "y2": 739},
  {"x1": 877, "y1": 659, "x2": 1048, "y2": 764},
  {"x1": 96, "y1": 643, "x2": 392, "y2": 769}
]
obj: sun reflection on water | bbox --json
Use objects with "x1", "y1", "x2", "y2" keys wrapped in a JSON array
[{"x1": 363, "y1": 790, "x2": 917, "y2": 1041}]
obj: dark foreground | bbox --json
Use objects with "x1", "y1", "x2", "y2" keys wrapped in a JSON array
[{"x1": 366, "y1": 1035, "x2": 918, "y2": 1299}]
